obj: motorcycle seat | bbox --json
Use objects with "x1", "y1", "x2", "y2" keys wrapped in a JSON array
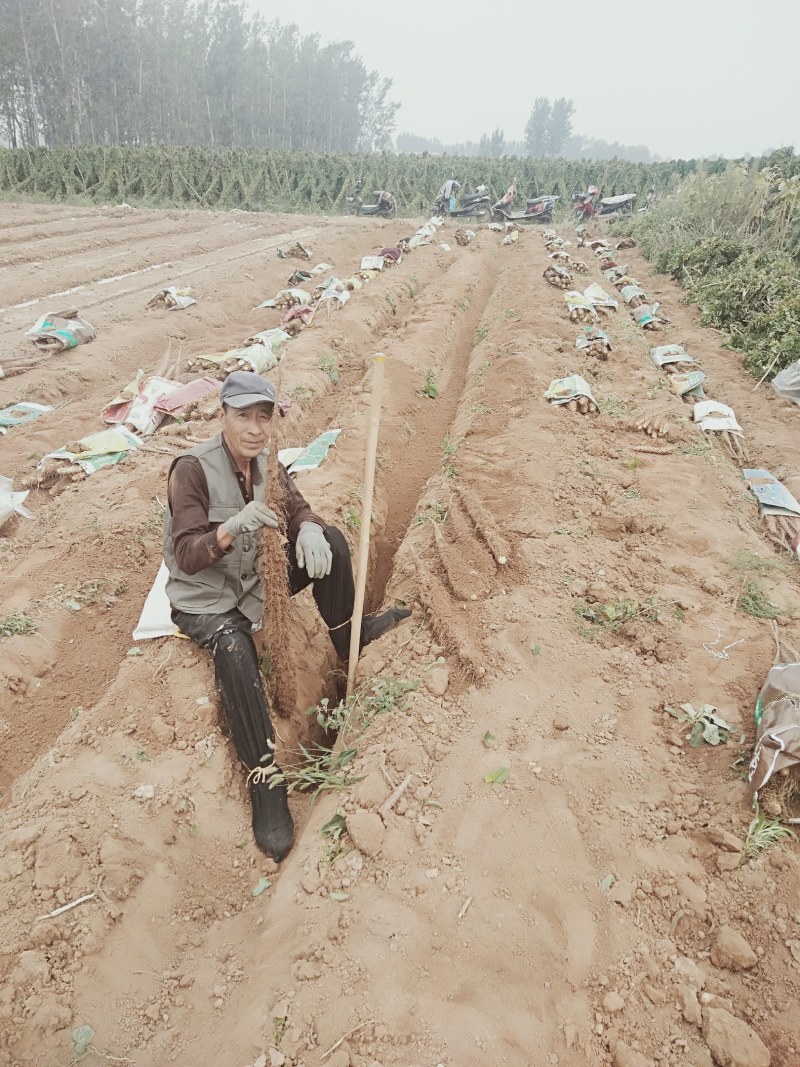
[{"x1": 601, "y1": 194, "x2": 636, "y2": 206}]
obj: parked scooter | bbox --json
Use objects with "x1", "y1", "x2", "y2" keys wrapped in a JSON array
[
  {"x1": 573, "y1": 187, "x2": 637, "y2": 219},
  {"x1": 433, "y1": 184, "x2": 493, "y2": 221},
  {"x1": 347, "y1": 178, "x2": 397, "y2": 219},
  {"x1": 492, "y1": 194, "x2": 559, "y2": 224}
]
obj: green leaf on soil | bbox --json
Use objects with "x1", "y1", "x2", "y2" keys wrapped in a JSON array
[
  {"x1": 320, "y1": 812, "x2": 347, "y2": 838},
  {"x1": 330, "y1": 891, "x2": 350, "y2": 901},
  {"x1": 252, "y1": 877, "x2": 272, "y2": 897},
  {"x1": 482, "y1": 731, "x2": 497, "y2": 748},
  {"x1": 599, "y1": 874, "x2": 616, "y2": 890},
  {"x1": 71, "y1": 1025, "x2": 94, "y2": 1056},
  {"x1": 484, "y1": 767, "x2": 509, "y2": 786}
]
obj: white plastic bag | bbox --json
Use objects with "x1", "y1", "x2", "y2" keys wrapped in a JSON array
[{"x1": 772, "y1": 358, "x2": 800, "y2": 406}]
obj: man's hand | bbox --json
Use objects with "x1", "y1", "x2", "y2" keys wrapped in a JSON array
[
  {"x1": 295, "y1": 522, "x2": 332, "y2": 580},
  {"x1": 220, "y1": 500, "x2": 279, "y2": 538}
]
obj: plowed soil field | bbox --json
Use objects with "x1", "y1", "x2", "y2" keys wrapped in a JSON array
[{"x1": 1, "y1": 201, "x2": 799, "y2": 1067}]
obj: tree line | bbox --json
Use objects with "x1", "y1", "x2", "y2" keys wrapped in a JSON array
[
  {"x1": 0, "y1": 0, "x2": 398, "y2": 153},
  {"x1": 397, "y1": 96, "x2": 657, "y2": 164}
]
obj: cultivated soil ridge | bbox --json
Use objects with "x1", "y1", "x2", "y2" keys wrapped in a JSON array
[{"x1": 0, "y1": 203, "x2": 799, "y2": 1067}]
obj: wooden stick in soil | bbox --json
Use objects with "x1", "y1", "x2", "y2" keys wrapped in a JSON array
[{"x1": 346, "y1": 353, "x2": 386, "y2": 698}]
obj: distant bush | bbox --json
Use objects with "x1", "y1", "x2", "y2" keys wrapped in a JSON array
[{"x1": 621, "y1": 160, "x2": 800, "y2": 379}]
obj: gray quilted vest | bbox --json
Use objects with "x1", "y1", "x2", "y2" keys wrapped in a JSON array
[{"x1": 163, "y1": 435, "x2": 267, "y2": 622}]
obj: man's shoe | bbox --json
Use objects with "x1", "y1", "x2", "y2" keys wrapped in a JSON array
[
  {"x1": 362, "y1": 606, "x2": 412, "y2": 647},
  {"x1": 249, "y1": 779, "x2": 295, "y2": 861}
]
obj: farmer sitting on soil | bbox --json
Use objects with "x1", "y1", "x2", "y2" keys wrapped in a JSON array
[{"x1": 163, "y1": 371, "x2": 411, "y2": 861}]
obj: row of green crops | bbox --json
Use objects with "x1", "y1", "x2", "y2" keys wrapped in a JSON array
[
  {"x1": 619, "y1": 157, "x2": 800, "y2": 380},
  {"x1": 0, "y1": 146, "x2": 711, "y2": 214}
]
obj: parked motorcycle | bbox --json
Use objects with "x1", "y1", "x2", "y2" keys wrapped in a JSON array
[
  {"x1": 347, "y1": 179, "x2": 397, "y2": 219},
  {"x1": 493, "y1": 194, "x2": 559, "y2": 224},
  {"x1": 433, "y1": 184, "x2": 493, "y2": 221},
  {"x1": 573, "y1": 187, "x2": 637, "y2": 219}
]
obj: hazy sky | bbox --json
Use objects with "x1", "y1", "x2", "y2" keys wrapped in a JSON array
[{"x1": 248, "y1": 0, "x2": 799, "y2": 160}]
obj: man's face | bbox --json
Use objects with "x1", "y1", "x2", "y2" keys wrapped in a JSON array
[{"x1": 220, "y1": 402, "x2": 273, "y2": 460}]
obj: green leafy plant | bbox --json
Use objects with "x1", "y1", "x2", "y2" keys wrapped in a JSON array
[
  {"x1": 731, "y1": 549, "x2": 786, "y2": 578},
  {"x1": 743, "y1": 804, "x2": 798, "y2": 858},
  {"x1": 0, "y1": 612, "x2": 37, "y2": 637},
  {"x1": 413, "y1": 500, "x2": 447, "y2": 525},
  {"x1": 343, "y1": 505, "x2": 361, "y2": 530},
  {"x1": 666, "y1": 702, "x2": 732, "y2": 747},
  {"x1": 286, "y1": 385, "x2": 313, "y2": 406},
  {"x1": 737, "y1": 580, "x2": 782, "y2": 619},
  {"x1": 312, "y1": 676, "x2": 418, "y2": 734},
  {"x1": 403, "y1": 275, "x2": 419, "y2": 299},
  {"x1": 473, "y1": 326, "x2": 489, "y2": 345},
  {"x1": 320, "y1": 810, "x2": 347, "y2": 862},
  {"x1": 574, "y1": 597, "x2": 658, "y2": 636},
  {"x1": 318, "y1": 353, "x2": 340, "y2": 384},
  {"x1": 442, "y1": 434, "x2": 460, "y2": 478},
  {"x1": 422, "y1": 369, "x2": 439, "y2": 399},
  {"x1": 484, "y1": 767, "x2": 509, "y2": 787},
  {"x1": 266, "y1": 677, "x2": 419, "y2": 803},
  {"x1": 385, "y1": 293, "x2": 397, "y2": 315},
  {"x1": 730, "y1": 749, "x2": 752, "y2": 781}
]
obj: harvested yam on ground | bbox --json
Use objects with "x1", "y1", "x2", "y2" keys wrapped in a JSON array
[
  {"x1": 548, "y1": 249, "x2": 572, "y2": 263},
  {"x1": 146, "y1": 286, "x2": 196, "y2": 311},
  {"x1": 566, "y1": 396, "x2": 598, "y2": 414},
  {"x1": 545, "y1": 237, "x2": 567, "y2": 252},
  {"x1": 454, "y1": 228, "x2": 475, "y2": 246},
  {"x1": 286, "y1": 269, "x2": 313, "y2": 286},
  {"x1": 620, "y1": 284, "x2": 649, "y2": 309},
  {"x1": 397, "y1": 237, "x2": 412, "y2": 253},
  {"x1": 344, "y1": 275, "x2": 363, "y2": 292},
  {"x1": 283, "y1": 242, "x2": 312, "y2": 260},
  {"x1": 632, "y1": 305, "x2": 660, "y2": 331},
  {"x1": 584, "y1": 283, "x2": 618, "y2": 316},
  {"x1": 613, "y1": 274, "x2": 639, "y2": 290},
  {"x1": 25, "y1": 309, "x2": 96, "y2": 352},
  {"x1": 502, "y1": 230, "x2": 519, "y2": 246},
  {"x1": 178, "y1": 391, "x2": 221, "y2": 422},
  {"x1": 576, "y1": 327, "x2": 611, "y2": 360},
  {"x1": 762, "y1": 514, "x2": 800, "y2": 554},
  {"x1": 274, "y1": 288, "x2": 312, "y2": 309},
  {"x1": 616, "y1": 237, "x2": 636, "y2": 249},
  {"x1": 544, "y1": 264, "x2": 573, "y2": 288},
  {"x1": 281, "y1": 305, "x2": 315, "y2": 336},
  {"x1": 565, "y1": 290, "x2": 599, "y2": 324},
  {"x1": 543, "y1": 228, "x2": 557, "y2": 241},
  {"x1": 544, "y1": 374, "x2": 598, "y2": 414},
  {"x1": 572, "y1": 260, "x2": 589, "y2": 274},
  {"x1": 633, "y1": 411, "x2": 673, "y2": 440},
  {"x1": 18, "y1": 458, "x2": 84, "y2": 492},
  {"x1": 379, "y1": 246, "x2": 402, "y2": 264}
]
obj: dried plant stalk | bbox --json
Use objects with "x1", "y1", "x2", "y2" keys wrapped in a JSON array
[{"x1": 259, "y1": 364, "x2": 297, "y2": 720}]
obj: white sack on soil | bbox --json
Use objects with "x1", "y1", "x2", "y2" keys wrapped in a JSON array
[
  {"x1": 132, "y1": 562, "x2": 181, "y2": 640},
  {"x1": 0, "y1": 475, "x2": 33, "y2": 530},
  {"x1": 772, "y1": 358, "x2": 800, "y2": 406}
]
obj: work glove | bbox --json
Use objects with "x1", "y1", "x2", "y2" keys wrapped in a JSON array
[
  {"x1": 220, "y1": 500, "x2": 279, "y2": 538},
  {"x1": 295, "y1": 522, "x2": 332, "y2": 580}
]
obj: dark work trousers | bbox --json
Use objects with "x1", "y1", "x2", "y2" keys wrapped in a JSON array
[{"x1": 171, "y1": 525, "x2": 355, "y2": 773}]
